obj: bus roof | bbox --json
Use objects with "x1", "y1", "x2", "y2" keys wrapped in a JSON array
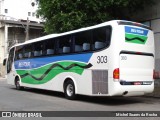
[{"x1": 12, "y1": 20, "x2": 151, "y2": 48}]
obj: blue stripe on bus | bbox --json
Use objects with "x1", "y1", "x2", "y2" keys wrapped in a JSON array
[
  {"x1": 125, "y1": 26, "x2": 149, "y2": 36},
  {"x1": 14, "y1": 53, "x2": 93, "y2": 69}
]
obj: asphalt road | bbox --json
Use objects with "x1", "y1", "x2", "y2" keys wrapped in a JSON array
[{"x1": 0, "y1": 78, "x2": 160, "y2": 119}]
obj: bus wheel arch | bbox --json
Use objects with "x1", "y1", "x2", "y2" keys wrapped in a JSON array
[
  {"x1": 15, "y1": 76, "x2": 24, "y2": 90},
  {"x1": 63, "y1": 78, "x2": 77, "y2": 100}
]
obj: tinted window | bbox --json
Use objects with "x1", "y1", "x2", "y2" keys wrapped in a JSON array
[
  {"x1": 93, "y1": 26, "x2": 111, "y2": 50},
  {"x1": 33, "y1": 41, "x2": 44, "y2": 57},
  {"x1": 58, "y1": 35, "x2": 72, "y2": 54},
  {"x1": 15, "y1": 46, "x2": 24, "y2": 60},
  {"x1": 14, "y1": 26, "x2": 112, "y2": 59},
  {"x1": 44, "y1": 39, "x2": 55, "y2": 55},
  {"x1": 24, "y1": 44, "x2": 32, "y2": 58},
  {"x1": 74, "y1": 30, "x2": 92, "y2": 52}
]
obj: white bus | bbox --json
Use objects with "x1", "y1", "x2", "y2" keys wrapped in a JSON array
[{"x1": 4, "y1": 20, "x2": 155, "y2": 99}]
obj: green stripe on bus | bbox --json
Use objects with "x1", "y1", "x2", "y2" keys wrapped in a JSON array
[
  {"x1": 125, "y1": 33, "x2": 147, "y2": 44},
  {"x1": 16, "y1": 61, "x2": 87, "y2": 84}
]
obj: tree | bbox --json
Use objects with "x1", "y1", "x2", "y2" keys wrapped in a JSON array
[{"x1": 37, "y1": 0, "x2": 154, "y2": 34}]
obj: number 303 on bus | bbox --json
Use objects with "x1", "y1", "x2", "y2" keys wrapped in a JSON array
[{"x1": 97, "y1": 56, "x2": 108, "y2": 64}]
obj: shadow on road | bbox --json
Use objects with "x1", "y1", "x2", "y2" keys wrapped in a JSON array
[
  {"x1": 76, "y1": 95, "x2": 143, "y2": 106},
  {"x1": 11, "y1": 87, "x2": 144, "y2": 106},
  {"x1": 11, "y1": 87, "x2": 65, "y2": 98}
]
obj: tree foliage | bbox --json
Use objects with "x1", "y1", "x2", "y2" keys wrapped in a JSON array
[{"x1": 37, "y1": 0, "x2": 154, "y2": 33}]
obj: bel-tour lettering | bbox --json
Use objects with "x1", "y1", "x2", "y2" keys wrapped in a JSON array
[
  {"x1": 131, "y1": 28, "x2": 144, "y2": 34},
  {"x1": 18, "y1": 62, "x2": 30, "y2": 67}
]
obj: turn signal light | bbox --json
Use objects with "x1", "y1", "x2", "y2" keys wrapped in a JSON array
[{"x1": 113, "y1": 68, "x2": 120, "y2": 79}]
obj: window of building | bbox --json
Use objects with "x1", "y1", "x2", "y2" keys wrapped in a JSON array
[
  {"x1": 36, "y1": 15, "x2": 39, "y2": 18},
  {"x1": 32, "y1": 12, "x2": 35, "y2": 17},
  {"x1": 28, "y1": 12, "x2": 31, "y2": 16},
  {"x1": 5, "y1": 9, "x2": 8, "y2": 13}
]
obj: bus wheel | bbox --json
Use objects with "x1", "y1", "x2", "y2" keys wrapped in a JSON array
[
  {"x1": 15, "y1": 77, "x2": 23, "y2": 90},
  {"x1": 64, "y1": 80, "x2": 76, "y2": 100}
]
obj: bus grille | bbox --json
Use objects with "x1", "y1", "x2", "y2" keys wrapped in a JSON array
[{"x1": 92, "y1": 70, "x2": 108, "y2": 94}]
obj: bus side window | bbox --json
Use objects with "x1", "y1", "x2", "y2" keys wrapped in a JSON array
[
  {"x1": 83, "y1": 43, "x2": 90, "y2": 51},
  {"x1": 58, "y1": 35, "x2": 72, "y2": 54},
  {"x1": 19, "y1": 53, "x2": 23, "y2": 59},
  {"x1": 93, "y1": 26, "x2": 111, "y2": 50},
  {"x1": 15, "y1": 46, "x2": 24, "y2": 60},
  {"x1": 33, "y1": 41, "x2": 44, "y2": 57},
  {"x1": 34, "y1": 51, "x2": 41, "y2": 57},
  {"x1": 95, "y1": 41, "x2": 105, "y2": 49},
  {"x1": 63, "y1": 46, "x2": 70, "y2": 53},
  {"x1": 75, "y1": 45, "x2": 82, "y2": 52},
  {"x1": 24, "y1": 45, "x2": 32, "y2": 58},
  {"x1": 74, "y1": 30, "x2": 92, "y2": 52},
  {"x1": 47, "y1": 49, "x2": 54, "y2": 55},
  {"x1": 45, "y1": 39, "x2": 55, "y2": 56}
]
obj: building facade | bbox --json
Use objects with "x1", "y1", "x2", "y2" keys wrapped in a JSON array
[
  {"x1": 0, "y1": 0, "x2": 41, "y2": 22},
  {"x1": 0, "y1": 0, "x2": 44, "y2": 77}
]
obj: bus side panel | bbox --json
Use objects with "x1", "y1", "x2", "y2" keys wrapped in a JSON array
[
  {"x1": 86, "y1": 49, "x2": 110, "y2": 96},
  {"x1": 16, "y1": 53, "x2": 93, "y2": 95},
  {"x1": 16, "y1": 50, "x2": 111, "y2": 96}
]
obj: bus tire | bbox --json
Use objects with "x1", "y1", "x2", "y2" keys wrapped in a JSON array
[
  {"x1": 64, "y1": 80, "x2": 76, "y2": 100},
  {"x1": 15, "y1": 77, "x2": 23, "y2": 90}
]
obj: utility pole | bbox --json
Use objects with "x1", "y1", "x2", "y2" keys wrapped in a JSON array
[{"x1": 25, "y1": 17, "x2": 29, "y2": 41}]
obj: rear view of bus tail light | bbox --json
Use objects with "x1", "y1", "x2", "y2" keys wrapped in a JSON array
[{"x1": 113, "y1": 68, "x2": 120, "y2": 79}]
